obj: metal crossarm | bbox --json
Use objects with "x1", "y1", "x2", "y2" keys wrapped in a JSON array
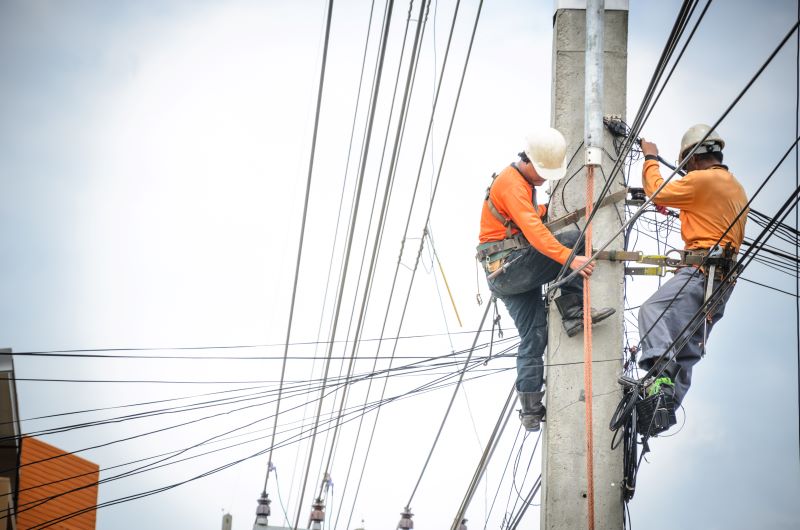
[{"x1": 544, "y1": 187, "x2": 629, "y2": 232}]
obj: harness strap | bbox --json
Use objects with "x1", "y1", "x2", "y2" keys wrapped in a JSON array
[
  {"x1": 484, "y1": 167, "x2": 538, "y2": 239},
  {"x1": 475, "y1": 233, "x2": 528, "y2": 261}
]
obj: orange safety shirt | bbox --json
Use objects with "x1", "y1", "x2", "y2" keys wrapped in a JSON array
[
  {"x1": 479, "y1": 165, "x2": 572, "y2": 264},
  {"x1": 642, "y1": 159, "x2": 748, "y2": 251}
]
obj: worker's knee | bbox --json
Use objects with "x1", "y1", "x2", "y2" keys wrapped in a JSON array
[
  {"x1": 555, "y1": 229, "x2": 582, "y2": 250},
  {"x1": 637, "y1": 300, "x2": 653, "y2": 327}
]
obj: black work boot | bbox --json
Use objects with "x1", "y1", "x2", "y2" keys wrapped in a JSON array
[
  {"x1": 518, "y1": 391, "x2": 546, "y2": 432},
  {"x1": 554, "y1": 293, "x2": 615, "y2": 338}
]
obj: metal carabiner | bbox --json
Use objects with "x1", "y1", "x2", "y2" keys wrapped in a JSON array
[{"x1": 664, "y1": 248, "x2": 688, "y2": 267}]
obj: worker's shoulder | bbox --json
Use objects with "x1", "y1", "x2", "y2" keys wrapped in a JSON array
[
  {"x1": 685, "y1": 165, "x2": 734, "y2": 184},
  {"x1": 491, "y1": 165, "x2": 526, "y2": 190},
  {"x1": 495, "y1": 164, "x2": 520, "y2": 179},
  {"x1": 690, "y1": 165, "x2": 747, "y2": 195},
  {"x1": 689, "y1": 164, "x2": 731, "y2": 175}
]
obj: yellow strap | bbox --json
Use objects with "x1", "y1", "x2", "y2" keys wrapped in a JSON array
[{"x1": 434, "y1": 250, "x2": 462, "y2": 327}]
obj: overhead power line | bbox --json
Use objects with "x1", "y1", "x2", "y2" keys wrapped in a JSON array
[
  {"x1": 10, "y1": 353, "x2": 509, "y2": 528},
  {"x1": 551, "y1": 17, "x2": 800, "y2": 292}
]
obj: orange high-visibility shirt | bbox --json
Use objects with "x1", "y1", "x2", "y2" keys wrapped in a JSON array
[
  {"x1": 642, "y1": 159, "x2": 748, "y2": 251},
  {"x1": 478, "y1": 165, "x2": 572, "y2": 264}
]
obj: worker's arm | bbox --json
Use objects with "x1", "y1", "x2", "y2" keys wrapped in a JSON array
[
  {"x1": 500, "y1": 183, "x2": 572, "y2": 264},
  {"x1": 639, "y1": 140, "x2": 694, "y2": 208},
  {"x1": 642, "y1": 159, "x2": 695, "y2": 208},
  {"x1": 537, "y1": 204, "x2": 547, "y2": 218}
]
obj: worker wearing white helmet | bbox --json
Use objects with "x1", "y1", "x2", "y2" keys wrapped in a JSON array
[
  {"x1": 638, "y1": 124, "x2": 748, "y2": 410},
  {"x1": 477, "y1": 127, "x2": 615, "y2": 432}
]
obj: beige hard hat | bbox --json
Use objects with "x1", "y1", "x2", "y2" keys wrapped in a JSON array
[
  {"x1": 679, "y1": 123, "x2": 725, "y2": 160},
  {"x1": 524, "y1": 127, "x2": 567, "y2": 180}
]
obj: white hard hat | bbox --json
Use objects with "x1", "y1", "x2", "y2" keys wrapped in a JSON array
[
  {"x1": 679, "y1": 123, "x2": 725, "y2": 161},
  {"x1": 524, "y1": 127, "x2": 567, "y2": 180}
]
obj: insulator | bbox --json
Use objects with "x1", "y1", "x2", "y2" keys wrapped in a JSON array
[
  {"x1": 255, "y1": 491, "x2": 271, "y2": 517},
  {"x1": 309, "y1": 498, "x2": 326, "y2": 524},
  {"x1": 397, "y1": 507, "x2": 414, "y2": 529}
]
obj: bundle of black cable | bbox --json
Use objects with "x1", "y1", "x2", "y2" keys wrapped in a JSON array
[{"x1": 635, "y1": 390, "x2": 677, "y2": 436}]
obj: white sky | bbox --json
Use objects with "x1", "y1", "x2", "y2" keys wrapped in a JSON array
[{"x1": 1, "y1": 1, "x2": 799, "y2": 529}]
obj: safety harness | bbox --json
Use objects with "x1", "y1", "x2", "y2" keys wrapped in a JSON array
[
  {"x1": 476, "y1": 167, "x2": 629, "y2": 276},
  {"x1": 594, "y1": 244, "x2": 739, "y2": 283},
  {"x1": 475, "y1": 167, "x2": 538, "y2": 272}
]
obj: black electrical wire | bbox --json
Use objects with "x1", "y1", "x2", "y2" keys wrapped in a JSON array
[
  {"x1": 633, "y1": 134, "x2": 800, "y2": 359},
  {"x1": 291, "y1": 1, "x2": 425, "y2": 520},
  {"x1": 342, "y1": 1, "x2": 485, "y2": 524},
  {"x1": 8, "y1": 329, "x2": 506, "y2": 359},
  {"x1": 449, "y1": 385, "x2": 517, "y2": 530},
  {"x1": 298, "y1": 0, "x2": 385, "y2": 501},
  {"x1": 9, "y1": 326, "x2": 620, "y2": 520},
  {"x1": 9, "y1": 351, "x2": 496, "y2": 516},
  {"x1": 640, "y1": 0, "x2": 713, "y2": 126},
  {"x1": 318, "y1": 0, "x2": 442, "y2": 506},
  {"x1": 406, "y1": 294, "x2": 492, "y2": 508},
  {"x1": 549, "y1": 0, "x2": 704, "y2": 287},
  {"x1": 613, "y1": 122, "x2": 800, "y2": 504},
  {"x1": 13, "y1": 354, "x2": 504, "y2": 441},
  {"x1": 14, "y1": 347, "x2": 510, "y2": 528},
  {"x1": 507, "y1": 474, "x2": 541, "y2": 529},
  {"x1": 551, "y1": 19, "x2": 800, "y2": 292},
  {"x1": 601, "y1": 119, "x2": 800, "y2": 376},
  {"x1": 4, "y1": 348, "x2": 513, "y2": 474},
  {"x1": 313, "y1": 2, "x2": 424, "y2": 505},
  {"x1": 738, "y1": 277, "x2": 800, "y2": 298},
  {"x1": 262, "y1": 0, "x2": 336, "y2": 503},
  {"x1": 309, "y1": 0, "x2": 422, "y2": 502},
  {"x1": 632, "y1": 173, "x2": 800, "y2": 420},
  {"x1": 482, "y1": 424, "x2": 523, "y2": 530},
  {"x1": 510, "y1": 432, "x2": 541, "y2": 507},
  {"x1": 795, "y1": 0, "x2": 800, "y2": 464},
  {"x1": 331, "y1": 1, "x2": 469, "y2": 524},
  {"x1": 8, "y1": 336, "x2": 520, "y2": 390},
  {"x1": 374, "y1": 0, "x2": 486, "y2": 511}
]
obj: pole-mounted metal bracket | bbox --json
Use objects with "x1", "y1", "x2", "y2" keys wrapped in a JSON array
[
  {"x1": 624, "y1": 266, "x2": 666, "y2": 277},
  {"x1": 585, "y1": 146, "x2": 602, "y2": 166}
]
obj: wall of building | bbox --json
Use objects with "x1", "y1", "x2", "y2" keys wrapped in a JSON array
[{"x1": 17, "y1": 437, "x2": 99, "y2": 530}]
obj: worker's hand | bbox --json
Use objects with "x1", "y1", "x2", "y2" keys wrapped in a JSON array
[
  {"x1": 639, "y1": 139, "x2": 659, "y2": 157},
  {"x1": 569, "y1": 255, "x2": 595, "y2": 279}
]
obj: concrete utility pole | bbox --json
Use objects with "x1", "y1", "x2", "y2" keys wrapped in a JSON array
[{"x1": 542, "y1": 1, "x2": 628, "y2": 529}]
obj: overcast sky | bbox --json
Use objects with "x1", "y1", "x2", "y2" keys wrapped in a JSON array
[{"x1": 1, "y1": 1, "x2": 799, "y2": 529}]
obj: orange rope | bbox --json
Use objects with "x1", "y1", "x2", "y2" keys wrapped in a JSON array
[{"x1": 584, "y1": 165, "x2": 595, "y2": 530}]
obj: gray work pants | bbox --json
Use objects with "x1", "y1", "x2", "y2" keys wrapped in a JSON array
[{"x1": 637, "y1": 267, "x2": 734, "y2": 405}]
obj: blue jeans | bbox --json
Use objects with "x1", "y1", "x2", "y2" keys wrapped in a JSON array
[{"x1": 486, "y1": 230, "x2": 584, "y2": 392}]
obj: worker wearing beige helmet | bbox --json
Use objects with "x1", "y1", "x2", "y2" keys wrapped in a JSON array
[
  {"x1": 477, "y1": 127, "x2": 615, "y2": 431},
  {"x1": 638, "y1": 124, "x2": 748, "y2": 408}
]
